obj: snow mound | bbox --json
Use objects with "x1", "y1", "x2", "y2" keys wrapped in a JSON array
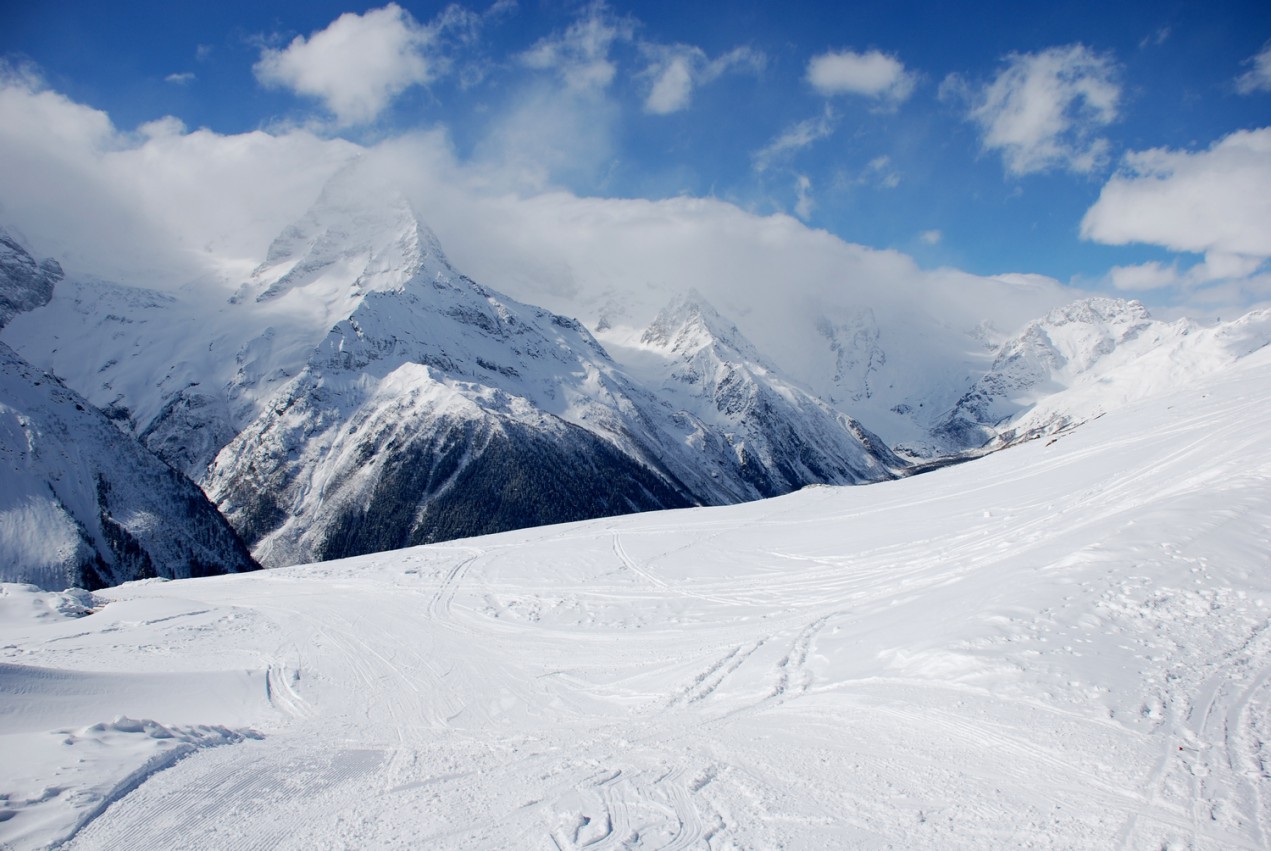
[{"x1": 0, "y1": 716, "x2": 255, "y2": 850}]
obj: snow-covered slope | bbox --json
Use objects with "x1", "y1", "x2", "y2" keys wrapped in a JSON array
[
  {"x1": 204, "y1": 250, "x2": 706, "y2": 567},
  {"x1": 0, "y1": 342, "x2": 259, "y2": 590},
  {"x1": 937, "y1": 297, "x2": 1271, "y2": 449},
  {"x1": 3, "y1": 331, "x2": 1270, "y2": 849},
  {"x1": 620, "y1": 292, "x2": 902, "y2": 497},
  {"x1": 0, "y1": 236, "x2": 259, "y2": 590}
]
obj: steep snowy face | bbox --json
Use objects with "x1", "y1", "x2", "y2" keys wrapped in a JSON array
[
  {"x1": 0, "y1": 228, "x2": 61, "y2": 330},
  {"x1": 814, "y1": 308, "x2": 887, "y2": 406},
  {"x1": 1, "y1": 183, "x2": 445, "y2": 481},
  {"x1": 231, "y1": 169, "x2": 448, "y2": 308},
  {"x1": 0, "y1": 342, "x2": 259, "y2": 590},
  {"x1": 635, "y1": 293, "x2": 903, "y2": 499}
]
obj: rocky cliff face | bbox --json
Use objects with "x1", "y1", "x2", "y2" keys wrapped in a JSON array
[{"x1": 0, "y1": 228, "x2": 61, "y2": 331}]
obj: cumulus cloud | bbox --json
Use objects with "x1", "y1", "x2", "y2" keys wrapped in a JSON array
[
  {"x1": 165, "y1": 72, "x2": 195, "y2": 85},
  {"x1": 806, "y1": 49, "x2": 916, "y2": 103},
  {"x1": 641, "y1": 45, "x2": 764, "y2": 115},
  {"x1": 1081, "y1": 128, "x2": 1271, "y2": 261},
  {"x1": 752, "y1": 106, "x2": 837, "y2": 172},
  {"x1": 519, "y1": 3, "x2": 635, "y2": 92},
  {"x1": 952, "y1": 44, "x2": 1120, "y2": 176},
  {"x1": 1236, "y1": 41, "x2": 1271, "y2": 94},
  {"x1": 0, "y1": 68, "x2": 358, "y2": 284},
  {"x1": 254, "y1": 4, "x2": 439, "y2": 126}
]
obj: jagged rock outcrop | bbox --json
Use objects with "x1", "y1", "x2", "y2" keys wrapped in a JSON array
[{"x1": 0, "y1": 228, "x2": 62, "y2": 330}]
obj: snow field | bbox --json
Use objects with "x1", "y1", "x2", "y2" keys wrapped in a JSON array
[{"x1": 2, "y1": 344, "x2": 1270, "y2": 848}]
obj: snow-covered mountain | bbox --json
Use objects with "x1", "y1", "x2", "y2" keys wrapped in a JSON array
[
  {"x1": 0, "y1": 343, "x2": 260, "y2": 590},
  {"x1": 204, "y1": 228, "x2": 708, "y2": 566},
  {"x1": 0, "y1": 228, "x2": 61, "y2": 328},
  {"x1": 625, "y1": 292, "x2": 902, "y2": 498},
  {"x1": 3, "y1": 331, "x2": 1269, "y2": 849},
  {"x1": 936, "y1": 297, "x2": 1271, "y2": 449},
  {"x1": 4, "y1": 173, "x2": 1268, "y2": 572},
  {"x1": 0, "y1": 236, "x2": 258, "y2": 590},
  {"x1": 2, "y1": 178, "x2": 906, "y2": 568}
]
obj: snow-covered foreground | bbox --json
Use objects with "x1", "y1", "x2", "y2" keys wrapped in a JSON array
[{"x1": 3, "y1": 347, "x2": 1271, "y2": 850}]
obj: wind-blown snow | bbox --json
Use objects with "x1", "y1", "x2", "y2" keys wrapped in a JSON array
[{"x1": 2, "y1": 336, "x2": 1269, "y2": 849}]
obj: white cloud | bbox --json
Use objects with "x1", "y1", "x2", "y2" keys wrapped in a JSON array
[
  {"x1": 1107, "y1": 254, "x2": 1270, "y2": 295},
  {"x1": 645, "y1": 51, "x2": 695, "y2": 114},
  {"x1": 958, "y1": 44, "x2": 1120, "y2": 176},
  {"x1": 254, "y1": 4, "x2": 438, "y2": 126},
  {"x1": 865, "y1": 155, "x2": 901, "y2": 188},
  {"x1": 519, "y1": 3, "x2": 634, "y2": 93},
  {"x1": 1139, "y1": 27, "x2": 1170, "y2": 50},
  {"x1": 1108, "y1": 261, "x2": 1180, "y2": 291},
  {"x1": 1236, "y1": 41, "x2": 1271, "y2": 94},
  {"x1": 793, "y1": 174, "x2": 814, "y2": 219},
  {"x1": 0, "y1": 69, "x2": 358, "y2": 285},
  {"x1": 806, "y1": 49, "x2": 915, "y2": 103},
  {"x1": 1081, "y1": 128, "x2": 1271, "y2": 261},
  {"x1": 920, "y1": 229, "x2": 942, "y2": 245},
  {"x1": 165, "y1": 72, "x2": 195, "y2": 85},
  {"x1": 752, "y1": 107, "x2": 837, "y2": 172},
  {"x1": 472, "y1": 82, "x2": 620, "y2": 192},
  {"x1": 641, "y1": 44, "x2": 764, "y2": 115}
]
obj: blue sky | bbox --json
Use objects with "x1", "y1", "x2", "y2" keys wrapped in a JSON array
[{"x1": 2, "y1": 1, "x2": 1269, "y2": 313}]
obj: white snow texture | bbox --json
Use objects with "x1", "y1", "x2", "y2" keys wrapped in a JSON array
[{"x1": 1, "y1": 332, "x2": 1270, "y2": 848}]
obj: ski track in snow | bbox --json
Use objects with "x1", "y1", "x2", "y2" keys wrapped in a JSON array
[{"x1": 2, "y1": 350, "x2": 1271, "y2": 848}]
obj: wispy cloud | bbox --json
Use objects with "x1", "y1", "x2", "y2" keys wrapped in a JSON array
[
  {"x1": 1236, "y1": 40, "x2": 1271, "y2": 94},
  {"x1": 1138, "y1": 26, "x2": 1171, "y2": 50},
  {"x1": 640, "y1": 44, "x2": 764, "y2": 115},
  {"x1": 947, "y1": 44, "x2": 1120, "y2": 176},
  {"x1": 793, "y1": 173, "x2": 814, "y2": 219},
  {"x1": 1107, "y1": 260, "x2": 1179, "y2": 291},
  {"x1": 518, "y1": 2, "x2": 635, "y2": 93},
  {"x1": 806, "y1": 49, "x2": 915, "y2": 104},
  {"x1": 164, "y1": 72, "x2": 195, "y2": 86},
  {"x1": 752, "y1": 106, "x2": 837, "y2": 172}
]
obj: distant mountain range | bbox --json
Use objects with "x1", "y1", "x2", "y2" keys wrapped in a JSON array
[{"x1": 3, "y1": 171, "x2": 1267, "y2": 585}]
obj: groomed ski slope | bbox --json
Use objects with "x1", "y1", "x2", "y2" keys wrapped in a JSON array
[{"x1": 3, "y1": 345, "x2": 1271, "y2": 849}]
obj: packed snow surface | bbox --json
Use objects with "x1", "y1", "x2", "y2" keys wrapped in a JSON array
[{"x1": 2, "y1": 344, "x2": 1270, "y2": 849}]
